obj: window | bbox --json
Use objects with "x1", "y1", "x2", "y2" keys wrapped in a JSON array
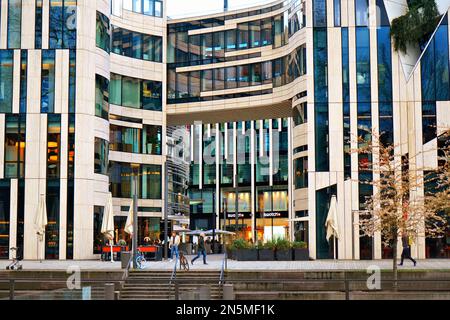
[
  {"x1": 95, "y1": 74, "x2": 109, "y2": 120},
  {"x1": 122, "y1": 76, "x2": 140, "y2": 108},
  {"x1": 94, "y1": 137, "x2": 109, "y2": 175},
  {"x1": 142, "y1": 80, "x2": 162, "y2": 111},
  {"x1": 49, "y1": 0, "x2": 77, "y2": 49},
  {"x1": 0, "y1": 50, "x2": 14, "y2": 113},
  {"x1": 20, "y1": 51, "x2": 27, "y2": 113},
  {"x1": 201, "y1": 70, "x2": 213, "y2": 91},
  {"x1": 8, "y1": 0, "x2": 22, "y2": 48},
  {"x1": 141, "y1": 165, "x2": 162, "y2": 199},
  {"x1": 0, "y1": 181, "x2": 11, "y2": 259},
  {"x1": 237, "y1": 65, "x2": 249, "y2": 87},
  {"x1": 334, "y1": 0, "x2": 341, "y2": 27},
  {"x1": 313, "y1": 0, "x2": 327, "y2": 27},
  {"x1": 68, "y1": 115, "x2": 75, "y2": 178},
  {"x1": 295, "y1": 157, "x2": 308, "y2": 189},
  {"x1": 69, "y1": 50, "x2": 76, "y2": 113},
  {"x1": 4, "y1": 115, "x2": 26, "y2": 178},
  {"x1": 41, "y1": 50, "x2": 56, "y2": 113},
  {"x1": 109, "y1": 73, "x2": 162, "y2": 111},
  {"x1": 293, "y1": 102, "x2": 307, "y2": 126},
  {"x1": 225, "y1": 67, "x2": 237, "y2": 89},
  {"x1": 35, "y1": 0, "x2": 43, "y2": 48},
  {"x1": 261, "y1": 18, "x2": 272, "y2": 46},
  {"x1": 214, "y1": 68, "x2": 225, "y2": 90},
  {"x1": 356, "y1": 27, "x2": 371, "y2": 102},
  {"x1": 250, "y1": 64, "x2": 261, "y2": 86},
  {"x1": 250, "y1": 20, "x2": 261, "y2": 48},
  {"x1": 142, "y1": 125, "x2": 162, "y2": 155},
  {"x1": 47, "y1": 114, "x2": 61, "y2": 179},
  {"x1": 96, "y1": 11, "x2": 110, "y2": 53},
  {"x1": 111, "y1": 26, "x2": 162, "y2": 62},
  {"x1": 93, "y1": 206, "x2": 104, "y2": 254},
  {"x1": 355, "y1": 0, "x2": 369, "y2": 26},
  {"x1": 225, "y1": 29, "x2": 236, "y2": 52}
]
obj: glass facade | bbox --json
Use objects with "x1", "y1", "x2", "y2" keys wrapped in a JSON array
[
  {"x1": 168, "y1": 45, "x2": 306, "y2": 104},
  {"x1": 112, "y1": 26, "x2": 162, "y2": 62},
  {"x1": 294, "y1": 157, "x2": 308, "y2": 189},
  {"x1": 47, "y1": 114, "x2": 61, "y2": 179},
  {"x1": 117, "y1": 0, "x2": 163, "y2": 18},
  {"x1": 110, "y1": 73, "x2": 162, "y2": 111},
  {"x1": 20, "y1": 51, "x2": 27, "y2": 113},
  {"x1": 35, "y1": 0, "x2": 43, "y2": 48}
]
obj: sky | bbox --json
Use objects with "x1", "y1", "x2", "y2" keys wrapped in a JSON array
[{"x1": 166, "y1": 0, "x2": 275, "y2": 19}]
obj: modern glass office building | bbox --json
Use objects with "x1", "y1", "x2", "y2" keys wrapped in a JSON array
[{"x1": 0, "y1": 0, "x2": 448, "y2": 260}]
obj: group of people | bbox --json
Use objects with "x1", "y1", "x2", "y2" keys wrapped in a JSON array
[{"x1": 168, "y1": 231, "x2": 208, "y2": 265}]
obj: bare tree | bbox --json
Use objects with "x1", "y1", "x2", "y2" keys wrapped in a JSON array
[{"x1": 352, "y1": 129, "x2": 448, "y2": 289}]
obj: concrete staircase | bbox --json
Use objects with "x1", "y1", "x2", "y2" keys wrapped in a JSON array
[{"x1": 120, "y1": 270, "x2": 222, "y2": 300}]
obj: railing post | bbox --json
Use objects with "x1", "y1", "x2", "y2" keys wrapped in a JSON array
[
  {"x1": 344, "y1": 273, "x2": 350, "y2": 301},
  {"x1": 175, "y1": 281, "x2": 179, "y2": 300},
  {"x1": 9, "y1": 280, "x2": 15, "y2": 300}
]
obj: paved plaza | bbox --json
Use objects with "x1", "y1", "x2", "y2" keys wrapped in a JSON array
[{"x1": 0, "y1": 255, "x2": 449, "y2": 272}]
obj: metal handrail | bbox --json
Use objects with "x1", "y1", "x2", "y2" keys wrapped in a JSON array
[
  {"x1": 120, "y1": 253, "x2": 134, "y2": 289},
  {"x1": 169, "y1": 256, "x2": 179, "y2": 285},
  {"x1": 219, "y1": 252, "x2": 227, "y2": 285}
]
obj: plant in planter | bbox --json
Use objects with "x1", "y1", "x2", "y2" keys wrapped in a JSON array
[
  {"x1": 231, "y1": 239, "x2": 258, "y2": 261},
  {"x1": 292, "y1": 241, "x2": 309, "y2": 261},
  {"x1": 275, "y1": 238, "x2": 292, "y2": 261},
  {"x1": 258, "y1": 240, "x2": 276, "y2": 261},
  {"x1": 391, "y1": 0, "x2": 441, "y2": 53}
]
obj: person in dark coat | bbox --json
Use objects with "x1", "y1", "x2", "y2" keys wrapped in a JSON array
[
  {"x1": 191, "y1": 233, "x2": 207, "y2": 265},
  {"x1": 399, "y1": 232, "x2": 417, "y2": 266}
]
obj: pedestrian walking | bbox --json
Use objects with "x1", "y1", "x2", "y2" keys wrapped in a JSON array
[
  {"x1": 169, "y1": 231, "x2": 180, "y2": 261},
  {"x1": 399, "y1": 232, "x2": 417, "y2": 266},
  {"x1": 191, "y1": 233, "x2": 208, "y2": 265}
]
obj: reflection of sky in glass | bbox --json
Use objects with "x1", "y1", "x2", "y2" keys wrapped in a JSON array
[{"x1": 167, "y1": 0, "x2": 275, "y2": 18}]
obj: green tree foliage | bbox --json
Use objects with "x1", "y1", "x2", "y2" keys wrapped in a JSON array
[{"x1": 391, "y1": 0, "x2": 441, "y2": 53}]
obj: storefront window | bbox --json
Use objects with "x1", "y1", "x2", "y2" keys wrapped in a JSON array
[
  {"x1": 4, "y1": 115, "x2": 26, "y2": 179},
  {"x1": 47, "y1": 115, "x2": 61, "y2": 179}
]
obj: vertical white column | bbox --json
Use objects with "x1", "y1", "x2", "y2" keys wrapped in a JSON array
[
  {"x1": 233, "y1": 122, "x2": 237, "y2": 188},
  {"x1": 269, "y1": 119, "x2": 273, "y2": 187},
  {"x1": 21, "y1": 0, "x2": 36, "y2": 49},
  {"x1": 9, "y1": 179, "x2": 18, "y2": 259},
  {"x1": 12, "y1": 50, "x2": 21, "y2": 114},
  {"x1": 250, "y1": 121, "x2": 256, "y2": 240},
  {"x1": 59, "y1": 114, "x2": 69, "y2": 260},
  {"x1": 42, "y1": 0, "x2": 50, "y2": 49},
  {"x1": 287, "y1": 118, "x2": 293, "y2": 241},
  {"x1": 199, "y1": 124, "x2": 203, "y2": 190},
  {"x1": 0, "y1": 0, "x2": 8, "y2": 49},
  {"x1": 215, "y1": 123, "x2": 220, "y2": 231},
  {"x1": 0, "y1": 114, "x2": 4, "y2": 179}
]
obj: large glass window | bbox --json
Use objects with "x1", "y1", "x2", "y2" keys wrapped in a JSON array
[
  {"x1": 96, "y1": 11, "x2": 110, "y2": 53},
  {"x1": 356, "y1": 27, "x2": 371, "y2": 102},
  {"x1": 45, "y1": 180, "x2": 60, "y2": 259},
  {"x1": 0, "y1": 50, "x2": 14, "y2": 113},
  {"x1": 49, "y1": 0, "x2": 77, "y2": 49},
  {"x1": 355, "y1": 0, "x2": 369, "y2": 26},
  {"x1": 142, "y1": 125, "x2": 162, "y2": 155},
  {"x1": 313, "y1": 0, "x2": 327, "y2": 27},
  {"x1": 0, "y1": 180, "x2": 10, "y2": 259},
  {"x1": 294, "y1": 157, "x2": 308, "y2": 189},
  {"x1": 8, "y1": 0, "x2": 22, "y2": 49},
  {"x1": 122, "y1": 76, "x2": 140, "y2": 108},
  {"x1": 94, "y1": 137, "x2": 109, "y2": 175},
  {"x1": 35, "y1": 0, "x2": 43, "y2": 48},
  {"x1": 93, "y1": 206, "x2": 104, "y2": 254},
  {"x1": 4, "y1": 115, "x2": 26, "y2": 178},
  {"x1": 41, "y1": 50, "x2": 56, "y2": 113},
  {"x1": 142, "y1": 80, "x2": 162, "y2": 111},
  {"x1": 141, "y1": 164, "x2": 162, "y2": 199},
  {"x1": 111, "y1": 26, "x2": 162, "y2": 62},
  {"x1": 20, "y1": 51, "x2": 27, "y2": 113},
  {"x1": 225, "y1": 67, "x2": 237, "y2": 89},
  {"x1": 69, "y1": 50, "x2": 76, "y2": 113},
  {"x1": 95, "y1": 74, "x2": 109, "y2": 120},
  {"x1": 334, "y1": 0, "x2": 341, "y2": 27},
  {"x1": 47, "y1": 114, "x2": 61, "y2": 179}
]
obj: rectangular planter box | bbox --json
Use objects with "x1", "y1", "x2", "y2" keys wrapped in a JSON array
[
  {"x1": 235, "y1": 249, "x2": 258, "y2": 261},
  {"x1": 258, "y1": 249, "x2": 275, "y2": 261},
  {"x1": 293, "y1": 248, "x2": 309, "y2": 260},
  {"x1": 276, "y1": 249, "x2": 292, "y2": 261}
]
